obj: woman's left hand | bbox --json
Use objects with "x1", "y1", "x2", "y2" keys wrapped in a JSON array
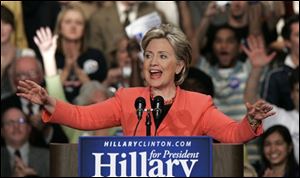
[{"x1": 246, "y1": 100, "x2": 276, "y2": 127}]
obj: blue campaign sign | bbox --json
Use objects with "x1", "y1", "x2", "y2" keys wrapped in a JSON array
[{"x1": 79, "y1": 136, "x2": 212, "y2": 177}]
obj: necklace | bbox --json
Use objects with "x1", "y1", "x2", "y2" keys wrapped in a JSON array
[
  {"x1": 150, "y1": 92, "x2": 176, "y2": 105},
  {"x1": 164, "y1": 97, "x2": 175, "y2": 105}
]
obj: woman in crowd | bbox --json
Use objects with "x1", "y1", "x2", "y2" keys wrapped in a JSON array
[
  {"x1": 259, "y1": 125, "x2": 299, "y2": 177},
  {"x1": 52, "y1": 4, "x2": 107, "y2": 103}
]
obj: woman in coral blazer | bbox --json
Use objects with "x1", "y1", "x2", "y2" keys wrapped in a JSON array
[{"x1": 17, "y1": 24, "x2": 275, "y2": 143}]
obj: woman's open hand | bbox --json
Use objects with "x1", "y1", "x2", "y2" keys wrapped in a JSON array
[
  {"x1": 246, "y1": 100, "x2": 276, "y2": 128},
  {"x1": 16, "y1": 80, "x2": 56, "y2": 114},
  {"x1": 16, "y1": 80, "x2": 49, "y2": 105}
]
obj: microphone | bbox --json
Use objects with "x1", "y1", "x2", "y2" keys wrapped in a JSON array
[
  {"x1": 153, "y1": 96, "x2": 164, "y2": 120},
  {"x1": 135, "y1": 97, "x2": 146, "y2": 120},
  {"x1": 133, "y1": 97, "x2": 146, "y2": 136}
]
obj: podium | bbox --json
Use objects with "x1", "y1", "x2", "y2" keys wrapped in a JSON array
[{"x1": 50, "y1": 142, "x2": 243, "y2": 177}]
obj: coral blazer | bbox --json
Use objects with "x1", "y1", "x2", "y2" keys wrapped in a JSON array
[{"x1": 42, "y1": 87, "x2": 262, "y2": 143}]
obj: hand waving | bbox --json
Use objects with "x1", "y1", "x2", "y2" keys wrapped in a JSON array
[
  {"x1": 242, "y1": 35, "x2": 276, "y2": 68},
  {"x1": 33, "y1": 27, "x2": 58, "y2": 59}
]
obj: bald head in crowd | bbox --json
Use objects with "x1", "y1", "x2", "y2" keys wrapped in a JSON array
[{"x1": 12, "y1": 56, "x2": 44, "y2": 88}]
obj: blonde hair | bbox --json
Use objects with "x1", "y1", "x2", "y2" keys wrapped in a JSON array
[
  {"x1": 141, "y1": 24, "x2": 192, "y2": 85},
  {"x1": 54, "y1": 5, "x2": 88, "y2": 54}
]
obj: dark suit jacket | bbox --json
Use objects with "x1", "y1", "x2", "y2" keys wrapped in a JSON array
[
  {"x1": 1, "y1": 146, "x2": 49, "y2": 177},
  {"x1": 1, "y1": 93, "x2": 22, "y2": 117},
  {"x1": 262, "y1": 65, "x2": 295, "y2": 110},
  {"x1": 88, "y1": 2, "x2": 166, "y2": 64}
]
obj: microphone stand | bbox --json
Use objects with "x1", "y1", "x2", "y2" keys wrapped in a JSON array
[
  {"x1": 145, "y1": 109, "x2": 151, "y2": 136},
  {"x1": 133, "y1": 119, "x2": 142, "y2": 136}
]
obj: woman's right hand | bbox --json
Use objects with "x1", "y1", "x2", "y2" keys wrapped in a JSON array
[
  {"x1": 33, "y1": 27, "x2": 58, "y2": 60},
  {"x1": 16, "y1": 80, "x2": 56, "y2": 114}
]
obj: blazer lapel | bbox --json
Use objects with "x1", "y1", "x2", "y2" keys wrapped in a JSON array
[{"x1": 156, "y1": 87, "x2": 189, "y2": 135}]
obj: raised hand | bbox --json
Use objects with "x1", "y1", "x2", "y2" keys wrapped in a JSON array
[
  {"x1": 16, "y1": 80, "x2": 56, "y2": 114},
  {"x1": 33, "y1": 27, "x2": 59, "y2": 77},
  {"x1": 246, "y1": 99, "x2": 276, "y2": 124},
  {"x1": 204, "y1": 2, "x2": 219, "y2": 18},
  {"x1": 242, "y1": 35, "x2": 276, "y2": 68},
  {"x1": 33, "y1": 27, "x2": 58, "y2": 60}
]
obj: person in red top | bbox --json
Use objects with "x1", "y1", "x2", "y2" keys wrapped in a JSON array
[{"x1": 16, "y1": 24, "x2": 275, "y2": 143}]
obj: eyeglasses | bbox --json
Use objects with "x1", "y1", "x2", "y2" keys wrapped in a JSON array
[
  {"x1": 3, "y1": 117, "x2": 28, "y2": 126},
  {"x1": 15, "y1": 70, "x2": 40, "y2": 80}
]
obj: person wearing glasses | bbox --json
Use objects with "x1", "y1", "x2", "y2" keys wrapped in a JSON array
[{"x1": 1, "y1": 107, "x2": 49, "y2": 177}]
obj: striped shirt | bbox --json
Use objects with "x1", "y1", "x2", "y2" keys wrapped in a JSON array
[{"x1": 197, "y1": 58, "x2": 251, "y2": 121}]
